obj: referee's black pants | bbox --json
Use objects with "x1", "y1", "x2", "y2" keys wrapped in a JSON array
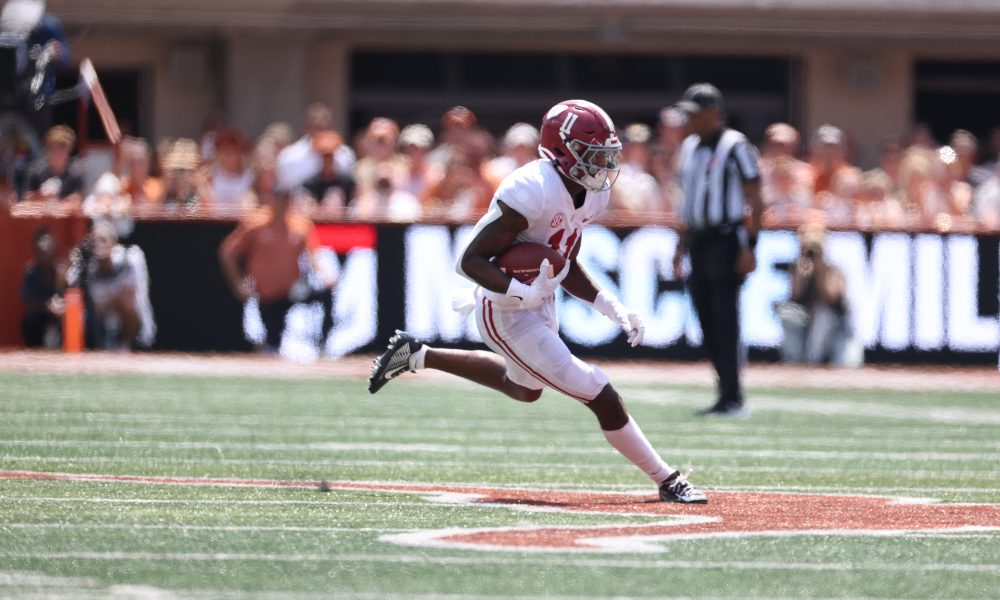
[{"x1": 687, "y1": 230, "x2": 744, "y2": 408}]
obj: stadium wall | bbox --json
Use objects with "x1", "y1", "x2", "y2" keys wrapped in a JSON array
[{"x1": 7, "y1": 220, "x2": 995, "y2": 364}]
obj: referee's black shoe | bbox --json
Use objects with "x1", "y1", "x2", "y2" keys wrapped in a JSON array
[{"x1": 695, "y1": 401, "x2": 750, "y2": 419}]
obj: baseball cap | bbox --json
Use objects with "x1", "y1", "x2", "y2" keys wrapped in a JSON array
[
  {"x1": 675, "y1": 83, "x2": 723, "y2": 114},
  {"x1": 623, "y1": 123, "x2": 651, "y2": 144},
  {"x1": 813, "y1": 124, "x2": 844, "y2": 146},
  {"x1": 659, "y1": 107, "x2": 687, "y2": 128},
  {"x1": 399, "y1": 123, "x2": 434, "y2": 149},
  {"x1": 502, "y1": 123, "x2": 539, "y2": 148},
  {"x1": 765, "y1": 123, "x2": 799, "y2": 145}
]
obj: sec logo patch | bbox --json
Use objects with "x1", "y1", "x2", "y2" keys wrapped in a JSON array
[{"x1": 550, "y1": 214, "x2": 564, "y2": 228}]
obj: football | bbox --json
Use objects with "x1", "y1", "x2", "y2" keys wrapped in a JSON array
[{"x1": 495, "y1": 242, "x2": 567, "y2": 284}]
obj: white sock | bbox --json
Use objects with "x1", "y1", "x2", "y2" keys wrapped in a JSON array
[
  {"x1": 408, "y1": 345, "x2": 428, "y2": 371},
  {"x1": 602, "y1": 417, "x2": 674, "y2": 485}
]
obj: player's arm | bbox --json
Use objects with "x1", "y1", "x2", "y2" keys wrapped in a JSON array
[
  {"x1": 560, "y1": 235, "x2": 599, "y2": 303},
  {"x1": 562, "y1": 235, "x2": 645, "y2": 347},
  {"x1": 218, "y1": 227, "x2": 250, "y2": 301},
  {"x1": 457, "y1": 200, "x2": 529, "y2": 294}
]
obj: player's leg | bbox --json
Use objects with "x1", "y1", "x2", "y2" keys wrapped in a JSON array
[
  {"x1": 367, "y1": 329, "x2": 541, "y2": 402},
  {"x1": 482, "y1": 300, "x2": 707, "y2": 503},
  {"x1": 425, "y1": 348, "x2": 541, "y2": 402},
  {"x1": 584, "y1": 383, "x2": 706, "y2": 503}
]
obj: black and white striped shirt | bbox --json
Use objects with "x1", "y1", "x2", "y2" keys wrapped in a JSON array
[{"x1": 678, "y1": 128, "x2": 760, "y2": 230}]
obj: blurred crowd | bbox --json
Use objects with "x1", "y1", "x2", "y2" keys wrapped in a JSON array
[{"x1": 7, "y1": 102, "x2": 1000, "y2": 232}]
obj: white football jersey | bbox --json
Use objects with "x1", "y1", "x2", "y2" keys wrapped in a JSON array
[{"x1": 460, "y1": 159, "x2": 610, "y2": 307}]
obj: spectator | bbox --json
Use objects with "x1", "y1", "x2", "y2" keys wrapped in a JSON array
[
  {"x1": 610, "y1": 122, "x2": 662, "y2": 214},
  {"x1": 301, "y1": 129, "x2": 356, "y2": 217},
  {"x1": 20, "y1": 227, "x2": 63, "y2": 348},
  {"x1": 74, "y1": 220, "x2": 156, "y2": 350},
  {"x1": 936, "y1": 144, "x2": 976, "y2": 231},
  {"x1": 352, "y1": 162, "x2": 421, "y2": 222},
  {"x1": 949, "y1": 130, "x2": 992, "y2": 188},
  {"x1": 483, "y1": 122, "x2": 539, "y2": 187},
  {"x1": 817, "y1": 166, "x2": 863, "y2": 228},
  {"x1": 422, "y1": 128, "x2": 493, "y2": 221},
  {"x1": 760, "y1": 123, "x2": 811, "y2": 192},
  {"x1": 808, "y1": 124, "x2": 852, "y2": 196},
  {"x1": 656, "y1": 106, "x2": 687, "y2": 154},
  {"x1": 905, "y1": 122, "x2": 938, "y2": 150},
  {"x1": 354, "y1": 117, "x2": 406, "y2": 195},
  {"x1": 985, "y1": 126, "x2": 1000, "y2": 170},
  {"x1": 863, "y1": 136, "x2": 903, "y2": 195},
  {"x1": 246, "y1": 140, "x2": 279, "y2": 210},
  {"x1": 277, "y1": 102, "x2": 356, "y2": 188},
  {"x1": 24, "y1": 124, "x2": 84, "y2": 206},
  {"x1": 397, "y1": 123, "x2": 436, "y2": 200},
  {"x1": 119, "y1": 137, "x2": 163, "y2": 209},
  {"x1": 776, "y1": 222, "x2": 860, "y2": 367},
  {"x1": 762, "y1": 155, "x2": 812, "y2": 227},
  {"x1": 973, "y1": 162, "x2": 1000, "y2": 230},
  {"x1": 858, "y1": 170, "x2": 905, "y2": 229},
  {"x1": 219, "y1": 184, "x2": 336, "y2": 353},
  {"x1": 82, "y1": 172, "x2": 132, "y2": 238},
  {"x1": 897, "y1": 148, "x2": 947, "y2": 227},
  {"x1": 160, "y1": 138, "x2": 203, "y2": 211},
  {"x1": 426, "y1": 105, "x2": 477, "y2": 170},
  {"x1": 205, "y1": 128, "x2": 254, "y2": 215},
  {"x1": 650, "y1": 107, "x2": 687, "y2": 213},
  {"x1": 259, "y1": 122, "x2": 295, "y2": 156}
]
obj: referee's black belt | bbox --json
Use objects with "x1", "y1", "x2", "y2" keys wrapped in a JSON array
[{"x1": 685, "y1": 222, "x2": 743, "y2": 238}]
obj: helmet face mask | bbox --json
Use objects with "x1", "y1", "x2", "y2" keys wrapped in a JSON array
[
  {"x1": 565, "y1": 138, "x2": 621, "y2": 192},
  {"x1": 538, "y1": 100, "x2": 623, "y2": 192}
]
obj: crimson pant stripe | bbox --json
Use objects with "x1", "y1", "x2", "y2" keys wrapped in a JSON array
[{"x1": 481, "y1": 298, "x2": 591, "y2": 402}]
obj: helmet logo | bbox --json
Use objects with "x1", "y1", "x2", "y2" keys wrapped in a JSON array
[
  {"x1": 559, "y1": 112, "x2": 579, "y2": 136},
  {"x1": 550, "y1": 213, "x2": 564, "y2": 228}
]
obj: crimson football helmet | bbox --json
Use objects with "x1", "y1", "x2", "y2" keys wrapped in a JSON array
[{"x1": 538, "y1": 99, "x2": 622, "y2": 192}]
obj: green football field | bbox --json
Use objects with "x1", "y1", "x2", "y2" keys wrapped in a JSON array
[{"x1": 1, "y1": 369, "x2": 998, "y2": 599}]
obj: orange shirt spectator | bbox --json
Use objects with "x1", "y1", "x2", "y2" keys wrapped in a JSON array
[
  {"x1": 219, "y1": 188, "x2": 334, "y2": 353},
  {"x1": 220, "y1": 193, "x2": 317, "y2": 303},
  {"x1": 808, "y1": 124, "x2": 852, "y2": 195},
  {"x1": 119, "y1": 138, "x2": 164, "y2": 209}
]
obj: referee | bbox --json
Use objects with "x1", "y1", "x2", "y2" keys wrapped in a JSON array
[{"x1": 671, "y1": 83, "x2": 763, "y2": 417}]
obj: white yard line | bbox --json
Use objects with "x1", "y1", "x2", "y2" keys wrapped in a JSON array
[
  {"x1": 2, "y1": 522, "x2": 993, "y2": 540},
  {"x1": 3, "y1": 439, "x2": 1000, "y2": 462},
  {"x1": 1, "y1": 428, "x2": 998, "y2": 449},
  {"x1": 0, "y1": 442, "x2": 1000, "y2": 468},
  {"x1": 5, "y1": 400, "x2": 1000, "y2": 428},
  {"x1": 2, "y1": 551, "x2": 998, "y2": 573}
]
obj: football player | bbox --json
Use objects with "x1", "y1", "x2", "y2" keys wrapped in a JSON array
[{"x1": 369, "y1": 100, "x2": 706, "y2": 504}]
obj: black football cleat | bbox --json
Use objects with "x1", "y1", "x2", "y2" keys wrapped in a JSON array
[
  {"x1": 659, "y1": 470, "x2": 708, "y2": 504},
  {"x1": 368, "y1": 330, "x2": 423, "y2": 394}
]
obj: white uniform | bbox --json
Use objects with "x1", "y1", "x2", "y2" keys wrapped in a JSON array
[{"x1": 462, "y1": 159, "x2": 610, "y2": 402}]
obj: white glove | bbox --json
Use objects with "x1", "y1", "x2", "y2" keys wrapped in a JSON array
[
  {"x1": 451, "y1": 287, "x2": 477, "y2": 319},
  {"x1": 504, "y1": 258, "x2": 571, "y2": 309},
  {"x1": 593, "y1": 290, "x2": 645, "y2": 347}
]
